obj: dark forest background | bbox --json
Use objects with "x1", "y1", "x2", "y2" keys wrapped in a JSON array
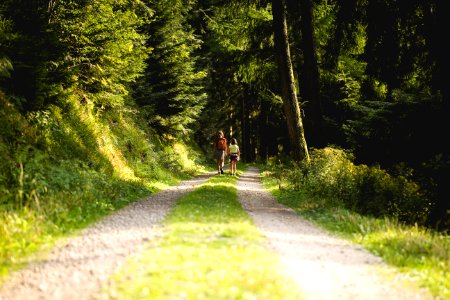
[{"x1": 0, "y1": 0, "x2": 448, "y2": 234}]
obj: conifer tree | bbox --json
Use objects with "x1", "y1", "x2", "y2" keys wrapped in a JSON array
[
  {"x1": 48, "y1": 0, "x2": 150, "y2": 109},
  {"x1": 133, "y1": 0, "x2": 207, "y2": 135},
  {"x1": 0, "y1": 0, "x2": 150, "y2": 111}
]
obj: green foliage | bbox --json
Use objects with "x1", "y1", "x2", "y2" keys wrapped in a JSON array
[
  {"x1": 133, "y1": 0, "x2": 207, "y2": 135},
  {"x1": 0, "y1": 89, "x2": 207, "y2": 278},
  {"x1": 0, "y1": 93, "x2": 41, "y2": 210},
  {"x1": 0, "y1": 161, "x2": 152, "y2": 277},
  {"x1": 335, "y1": 56, "x2": 367, "y2": 106},
  {"x1": 0, "y1": 16, "x2": 14, "y2": 78},
  {"x1": 206, "y1": 3, "x2": 272, "y2": 53},
  {"x1": 266, "y1": 147, "x2": 430, "y2": 226},
  {"x1": 0, "y1": 0, "x2": 151, "y2": 112},
  {"x1": 47, "y1": 0, "x2": 151, "y2": 109},
  {"x1": 0, "y1": 0, "x2": 213, "y2": 279},
  {"x1": 194, "y1": 2, "x2": 286, "y2": 161}
]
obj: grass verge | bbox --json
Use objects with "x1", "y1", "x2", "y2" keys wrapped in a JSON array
[
  {"x1": 0, "y1": 91, "x2": 212, "y2": 284},
  {"x1": 100, "y1": 169, "x2": 303, "y2": 299},
  {"x1": 260, "y1": 170, "x2": 450, "y2": 300},
  {"x1": 0, "y1": 163, "x2": 213, "y2": 283}
]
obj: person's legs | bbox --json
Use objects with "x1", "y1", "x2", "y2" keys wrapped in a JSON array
[
  {"x1": 219, "y1": 151, "x2": 224, "y2": 174},
  {"x1": 231, "y1": 161, "x2": 236, "y2": 175},
  {"x1": 229, "y1": 156, "x2": 235, "y2": 175},
  {"x1": 215, "y1": 150, "x2": 225, "y2": 174}
]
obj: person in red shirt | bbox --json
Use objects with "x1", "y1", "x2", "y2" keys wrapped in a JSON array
[{"x1": 213, "y1": 131, "x2": 227, "y2": 174}]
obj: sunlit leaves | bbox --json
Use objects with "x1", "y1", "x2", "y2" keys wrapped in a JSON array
[{"x1": 48, "y1": 0, "x2": 151, "y2": 108}]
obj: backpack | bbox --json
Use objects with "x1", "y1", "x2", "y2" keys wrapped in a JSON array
[{"x1": 216, "y1": 138, "x2": 226, "y2": 150}]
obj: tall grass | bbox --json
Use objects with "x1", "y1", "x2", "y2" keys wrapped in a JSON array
[{"x1": 0, "y1": 94, "x2": 209, "y2": 280}]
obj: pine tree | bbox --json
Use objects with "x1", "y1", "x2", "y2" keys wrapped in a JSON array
[{"x1": 133, "y1": 0, "x2": 207, "y2": 135}]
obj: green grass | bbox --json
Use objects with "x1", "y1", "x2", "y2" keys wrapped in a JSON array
[
  {"x1": 100, "y1": 171, "x2": 304, "y2": 300},
  {"x1": 260, "y1": 171, "x2": 450, "y2": 300},
  {"x1": 0, "y1": 158, "x2": 212, "y2": 283},
  {"x1": 0, "y1": 95, "x2": 214, "y2": 281},
  {"x1": 0, "y1": 171, "x2": 180, "y2": 280}
]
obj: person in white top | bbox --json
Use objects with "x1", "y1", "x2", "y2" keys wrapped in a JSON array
[{"x1": 227, "y1": 138, "x2": 240, "y2": 176}]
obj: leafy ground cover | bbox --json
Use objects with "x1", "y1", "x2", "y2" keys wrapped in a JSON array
[{"x1": 100, "y1": 170, "x2": 304, "y2": 300}]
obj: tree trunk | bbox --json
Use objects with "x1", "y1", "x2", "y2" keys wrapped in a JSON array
[
  {"x1": 241, "y1": 88, "x2": 252, "y2": 162},
  {"x1": 271, "y1": 0, "x2": 309, "y2": 162},
  {"x1": 259, "y1": 97, "x2": 269, "y2": 162}
]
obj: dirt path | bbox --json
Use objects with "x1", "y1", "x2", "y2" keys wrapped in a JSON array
[
  {"x1": 0, "y1": 173, "x2": 214, "y2": 300},
  {"x1": 0, "y1": 167, "x2": 435, "y2": 300},
  {"x1": 236, "y1": 166, "x2": 433, "y2": 300}
]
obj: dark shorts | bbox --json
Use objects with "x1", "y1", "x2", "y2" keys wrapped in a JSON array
[
  {"x1": 230, "y1": 153, "x2": 239, "y2": 162},
  {"x1": 214, "y1": 149, "x2": 225, "y2": 160}
]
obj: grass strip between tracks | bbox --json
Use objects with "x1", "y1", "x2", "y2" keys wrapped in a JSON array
[{"x1": 100, "y1": 170, "x2": 304, "y2": 300}]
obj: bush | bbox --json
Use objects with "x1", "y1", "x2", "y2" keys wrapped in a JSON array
[{"x1": 269, "y1": 147, "x2": 430, "y2": 226}]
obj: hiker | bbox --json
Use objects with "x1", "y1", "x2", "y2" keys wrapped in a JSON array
[
  {"x1": 213, "y1": 131, "x2": 227, "y2": 174},
  {"x1": 228, "y1": 138, "x2": 240, "y2": 176}
]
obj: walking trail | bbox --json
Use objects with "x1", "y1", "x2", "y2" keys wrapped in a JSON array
[
  {"x1": 0, "y1": 167, "x2": 433, "y2": 300},
  {"x1": 236, "y1": 166, "x2": 432, "y2": 300}
]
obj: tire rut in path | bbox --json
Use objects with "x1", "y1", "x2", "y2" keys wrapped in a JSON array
[
  {"x1": 0, "y1": 172, "x2": 214, "y2": 300},
  {"x1": 236, "y1": 166, "x2": 433, "y2": 300}
]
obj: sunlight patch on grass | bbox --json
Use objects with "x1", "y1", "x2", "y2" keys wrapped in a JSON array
[
  {"x1": 0, "y1": 208, "x2": 57, "y2": 280},
  {"x1": 97, "y1": 132, "x2": 136, "y2": 180},
  {"x1": 172, "y1": 142, "x2": 201, "y2": 173},
  {"x1": 106, "y1": 241, "x2": 300, "y2": 300},
  {"x1": 356, "y1": 225, "x2": 450, "y2": 298},
  {"x1": 142, "y1": 181, "x2": 171, "y2": 193}
]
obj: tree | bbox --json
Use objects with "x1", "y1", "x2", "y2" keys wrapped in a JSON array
[
  {"x1": 133, "y1": 0, "x2": 207, "y2": 136},
  {"x1": 194, "y1": 2, "x2": 285, "y2": 160},
  {"x1": 0, "y1": 0, "x2": 150, "y2": 111},
  {"x1": 288, "y1": 0, "x2": 324, "y2": 148},
  {"x1": 318, "y1": 0, "x2": 448, "y2": 229},
  {"x1": 271, "y1": 0, "x2": 309, "y2": 162}
]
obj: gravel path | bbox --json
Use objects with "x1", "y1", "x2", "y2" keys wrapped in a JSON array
[
  {"x1": 0, "y1": 172, "x2": 214, "y2": 300},
  {"x1": 236, "y1": 166, "x2": 433, "y2": 300},
  {"x1": 0, "y1": 166, "x2": 435, "y2": 300}
]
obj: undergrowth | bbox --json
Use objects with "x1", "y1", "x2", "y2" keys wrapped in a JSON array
[
  {"x1": 260, "y1": 153, "x2": 450, "y2": 299},
  {"x1": 0, "y1": 93, "x2": 210, "y2": 280}
]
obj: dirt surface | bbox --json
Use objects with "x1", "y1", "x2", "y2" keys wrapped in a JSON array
[
  {"x1": 237, "y1": 166, "x2": 433, "y2": 300},
  {"x1": 0, "y1": 166, "x2": 434, "y2": 300},
  {"x1": 0, "y1": 173, "x2": 214, "y2": 300}
]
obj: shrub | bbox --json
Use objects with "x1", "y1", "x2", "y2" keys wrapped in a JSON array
[{"x1": 269, "y1": 147, "x2": 430, "y2": 226}]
